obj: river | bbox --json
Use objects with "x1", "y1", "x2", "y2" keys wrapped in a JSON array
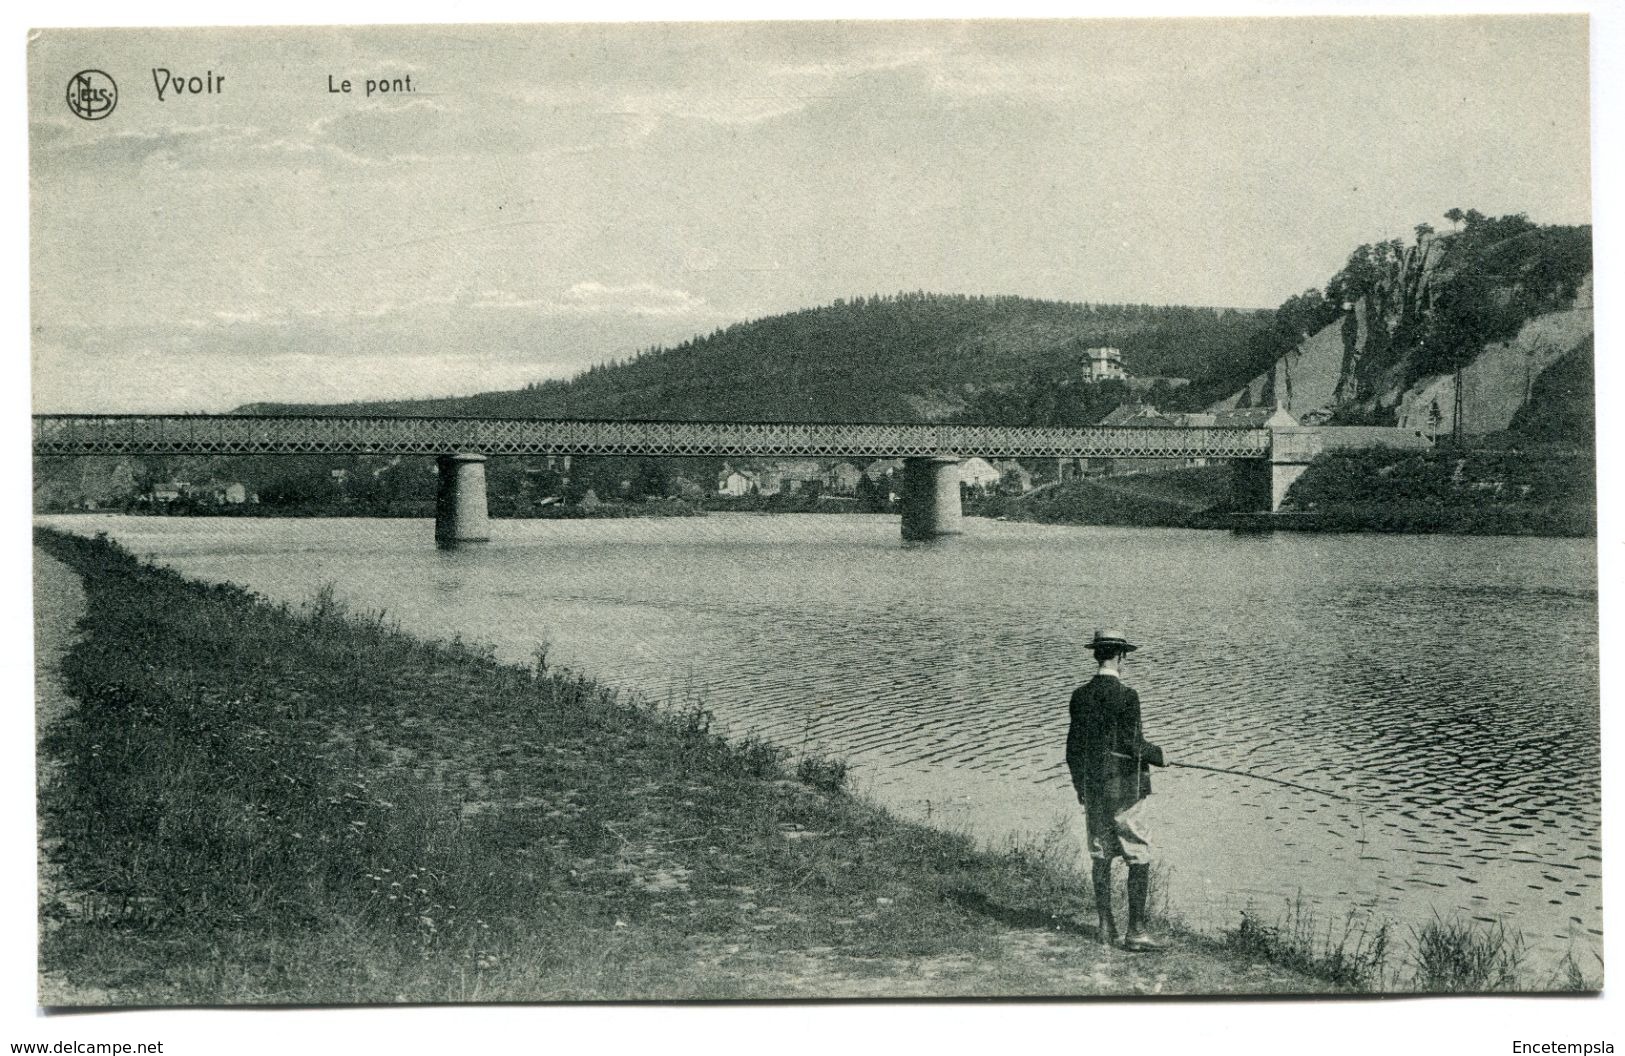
[{"x1": 36, "y1": 513, "x2": 1602, "y2": 976}]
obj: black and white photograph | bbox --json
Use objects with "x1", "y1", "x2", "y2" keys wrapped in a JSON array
[{"x1": 10, "y1": 3, "x2": 1619, "y2": 1049}]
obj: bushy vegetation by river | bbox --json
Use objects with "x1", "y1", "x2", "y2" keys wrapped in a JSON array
[
  {"x1": 1278, "y1": 442, "x2": 1595, "y2": 537},
  {"x1": 973, "y1": 440, "x2": 1594, "y2": 539},
  {"x1": 983, "y1": 466, "x2": 1234, "y2": 529}
]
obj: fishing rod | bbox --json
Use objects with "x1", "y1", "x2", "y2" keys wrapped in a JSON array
[{"x1": 1167, "y1": 760, "x2": 1354, "y2": 803}]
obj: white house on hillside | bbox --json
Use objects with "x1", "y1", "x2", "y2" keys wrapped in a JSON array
[{"x1": 1083, "y1": 346, "x2": 1126, "y2": 383}]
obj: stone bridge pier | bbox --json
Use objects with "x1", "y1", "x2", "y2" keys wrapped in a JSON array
[
  {"x1": 899, "y1": 456, "x2": 963, "y2": 541},
  {"x1": 435, "y1": 453, "x2": 490, "y2": 548},
  {"x1": 1231, "y1": 427, "x2": 1432, "y2": 513},
  {"x1": 1229, "y1": 430, "x2": 1320, "y2": 513}
]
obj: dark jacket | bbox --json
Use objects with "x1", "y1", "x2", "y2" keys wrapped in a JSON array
[{"x1": 1066, "y1": 673, "x2": 1165, "y2": 817}]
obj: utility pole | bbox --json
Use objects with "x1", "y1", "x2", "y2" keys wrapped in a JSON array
[{"x1": 1452, "y1": 364, "x2": 1465, "y2": 444}]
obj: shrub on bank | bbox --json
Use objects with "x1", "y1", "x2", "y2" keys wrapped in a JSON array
[
  {"x1": 1409, "y1": 913, "x2": 1526, "y2": 992},
  {"x1": 997, "y1": 466, "x2": 1234, "y2": 529},
  {"x1": 1223, "y1": 897, "x2": 1593, "y2": 993},
  {"x1": 1281, "y1": 443, "x2": 1595, "y2": 537}
]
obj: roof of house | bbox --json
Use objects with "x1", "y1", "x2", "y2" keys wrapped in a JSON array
[
  {"x1": 1213, "y1": 405, "x2": 1299, "y2": 428},
  {"x1": 771, "y1": 460, "x2": 825, "y2": 479},
  {"x1": 1100, "y1": 403, "x2": 1164, "y2": 426},
  {"x1": 959, "y1": 457, "x2": 1002, "y2": 481}
]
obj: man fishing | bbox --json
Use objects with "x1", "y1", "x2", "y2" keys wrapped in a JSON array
[{"x1": 1066, "y1": 627, "x2": 1169, "y2": 952}]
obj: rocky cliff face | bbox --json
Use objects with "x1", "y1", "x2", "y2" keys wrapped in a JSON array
[
  {"x1": 1215, "y1": 222, "x2": 1594, "y2": 439},
  {"x1": 1395, "y1": 274, "x2": 1593, "y2": 435}
]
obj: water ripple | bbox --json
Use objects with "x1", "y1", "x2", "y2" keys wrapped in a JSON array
[{"x1": 40, "y1": 512, "x2": 1601, "y2": 977}]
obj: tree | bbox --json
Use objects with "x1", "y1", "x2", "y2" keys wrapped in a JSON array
[
  {"x1": 631, "y1": 458, "x2": 670, "y2": 501},
  {"x1": 1277, "y1": 288, "x2": 1334, "y2": 339},
  {"x1": 1415, "y1": 222, "x2": 1435, "y2": 240},
  {"x1": 1445, "y1": 208, "x2": 1465, "y2": 229}
]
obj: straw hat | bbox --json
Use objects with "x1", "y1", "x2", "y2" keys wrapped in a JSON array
[{"x1": 1087, "y1": 628, "x2": 1137, "y2": 652}]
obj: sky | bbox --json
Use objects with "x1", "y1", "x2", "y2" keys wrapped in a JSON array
[{"x1": 28, "y1": 15, "x2": 1592, "y2": 412}]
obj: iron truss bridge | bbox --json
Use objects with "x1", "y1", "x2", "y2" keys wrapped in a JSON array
[{"x1": 32, "y1": 415, "x2": 1273, "y2": 460}]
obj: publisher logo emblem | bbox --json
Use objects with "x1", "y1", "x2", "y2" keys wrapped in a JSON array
[{"x1": 66, "y1": 70, "x2": 117, "y2": 121}]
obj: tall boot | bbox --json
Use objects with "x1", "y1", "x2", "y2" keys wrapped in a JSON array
[
  {"x1": 1091, "y1": 859, "x2": 1116, "y2": 947},
  {"x1": 1123, "y1": 863, "x2": 1167, "y2": 952}
]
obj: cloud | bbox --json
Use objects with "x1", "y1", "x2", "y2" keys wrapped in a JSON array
[
  {"x1": 32, "y1": 116, "x2": 360, "y2": 172},
  {"x1": 552, "y1": 282, "x2": 708, "y2": 317},
  {"x1": 32, "y1": 281, "x2": 730, "y2": 412}
]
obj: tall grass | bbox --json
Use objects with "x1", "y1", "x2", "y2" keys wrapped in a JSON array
[
  {"x1": 1409, "y1": 912, "x2": 1527, "y2": 993},
  {"x1": 795, "y1": 752, "x2": 850, "y2": 795},
  {"x1": 1222, "y1": 896, "x2": 1576, "y2": 993},
  {"x1": 1225, "y1": 896, "x2": 1391, "y2": 991}
]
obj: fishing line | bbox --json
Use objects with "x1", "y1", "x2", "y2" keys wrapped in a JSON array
[
  {"x1": 1168, "y1": 760, "x2": 1379, "y2": 885},
  {"x1": 1166, "y1": 760, "x2": 1355, "y2": 803}
]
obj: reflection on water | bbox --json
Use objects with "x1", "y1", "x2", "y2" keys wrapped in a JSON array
[{"x1": 39, "y1": 513, "x2": 1601, "y2": 972}]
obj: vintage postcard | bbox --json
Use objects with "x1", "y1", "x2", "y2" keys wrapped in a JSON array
[{"x1": 25, "y1": 13, "x2": 1601, "y2": 1017}]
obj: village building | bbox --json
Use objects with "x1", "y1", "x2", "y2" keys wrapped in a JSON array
[
  {"x1": 958, "y1": 456, "x2": 1004, "y2": 491},
  {"x1": 1084, "y1": 404, "x2": 1300, "y2": 475},
  {"x1": 825, "y1": 462, "x2": 863, "y2": 496},
  {"x1": 861, "y1": 458, "x2": 904, "y2": 502},
  {"x1": 1100, "y1": 402, "x2": 1167, "y2": 427},
  {"x1": 1093, "y1": 403, "x2": 1167, "y2": 474},
  {"x1": 1128, "y1": 375, "x2": 1190, "y2": 394},
  {"x1": 763, "y1": 459, "x2": 825, "y2": 494},
  {"x1": 717, "y1": 466, "x2": 759, "y2": 496},
  {"x1": 1082, "y1": 346, "x2": 1127, "y2": 383},
  {"x1": 1213, "y1": 405, "x2": 1299, "y2": 429},
  {"x1": 665, "y1": 476, "x2": 704, "y2": 502},
  {"x1": 864, "y1": 458, "x2": 903, "y2": 482}
]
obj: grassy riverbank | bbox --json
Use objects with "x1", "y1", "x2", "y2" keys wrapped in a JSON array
[
  {"x1": 969, "y1": 466, "x2": 1232, "y2": 529},
  {"x1": 34, "y1": 528, "x2": 1585, "y2": 1002},
  {"x1": 33, "y1": 527, "x2": 1343, "y2": 1003}
]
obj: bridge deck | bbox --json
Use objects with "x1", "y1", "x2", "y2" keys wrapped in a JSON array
[{"x1": 32, "y1": 414, "x2": 1271, "y2": 460}]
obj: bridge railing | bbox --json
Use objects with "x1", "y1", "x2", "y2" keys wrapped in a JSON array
[{"x1": 32, "y1": 414, "x2": 1272, "y2": 460}]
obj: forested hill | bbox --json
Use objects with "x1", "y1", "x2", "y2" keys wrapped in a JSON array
[{"x1": 240, "y1": 293, "x2": 1272, "y2": 423}]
